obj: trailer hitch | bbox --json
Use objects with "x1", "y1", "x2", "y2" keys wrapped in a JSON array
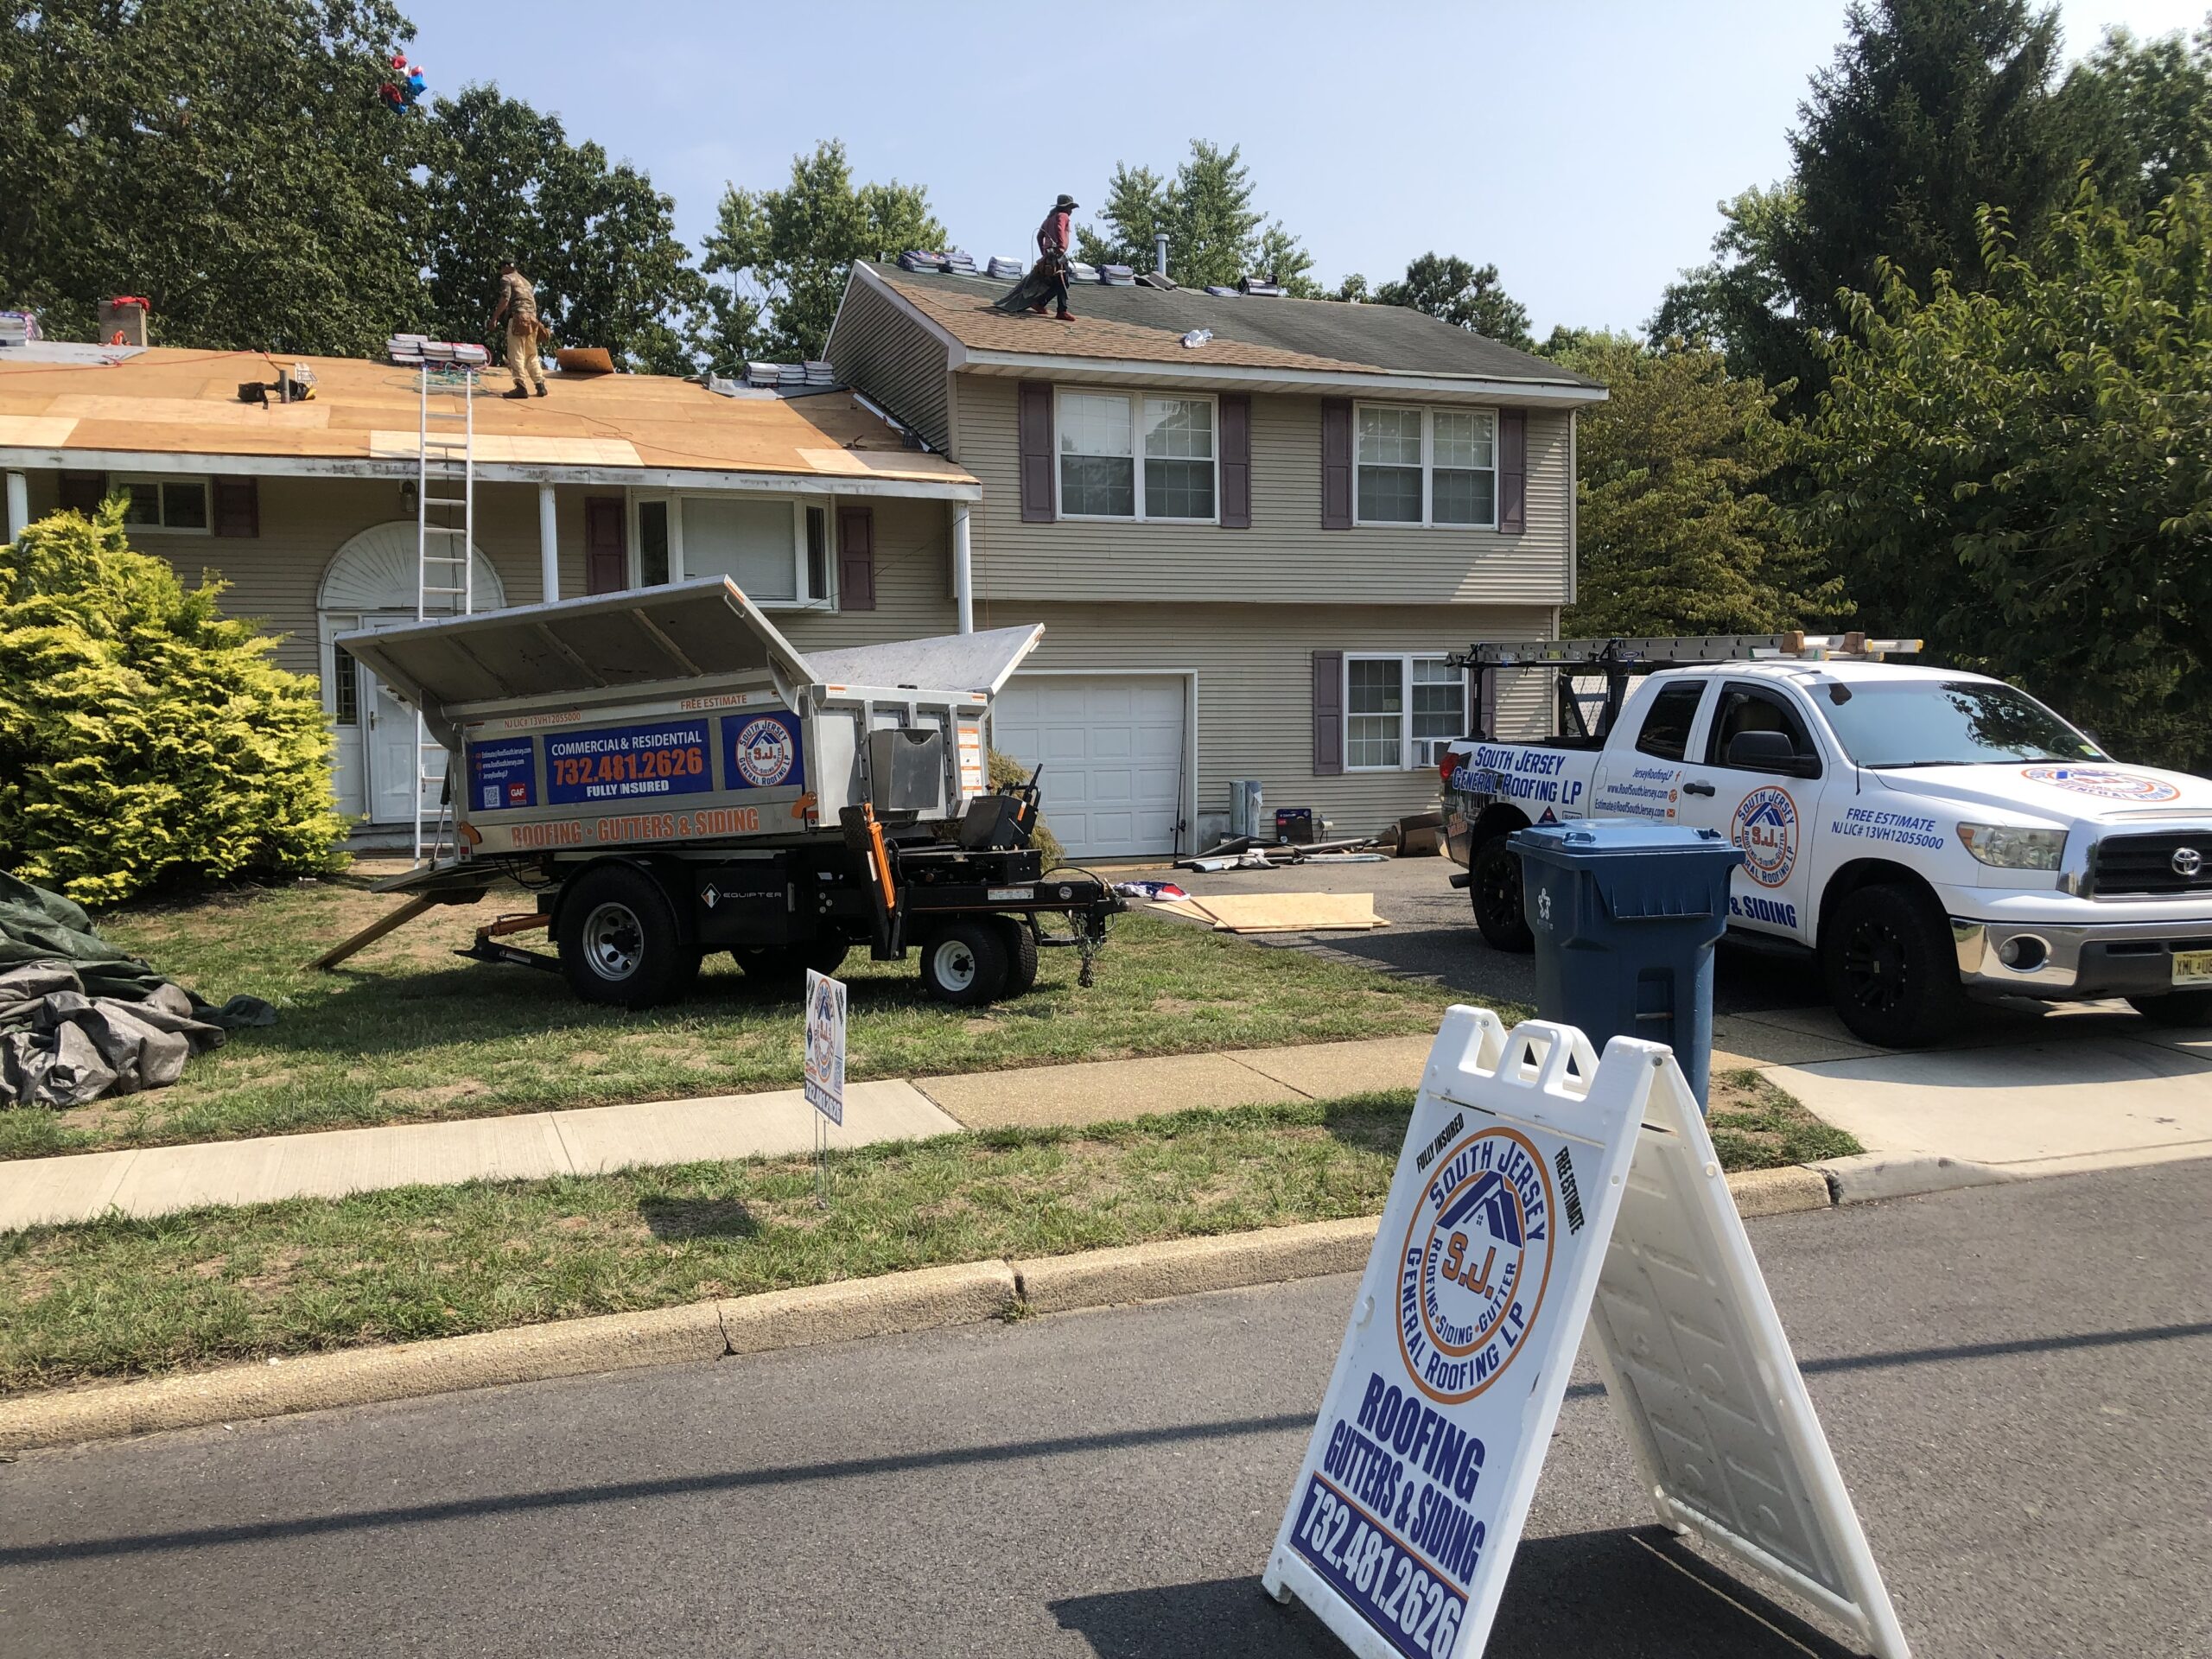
[{"x1": 460, "y1": 912, "x2": 561, "y2": 973}]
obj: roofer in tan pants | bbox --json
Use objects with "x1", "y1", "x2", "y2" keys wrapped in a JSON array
[{"x1": 491, "y1": 260, "x2": 548, "y2": 398}]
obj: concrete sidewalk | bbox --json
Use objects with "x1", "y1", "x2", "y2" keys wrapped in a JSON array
[{"x1": 0, "y1": 1035, "x2": 1435, "y2": 1233}]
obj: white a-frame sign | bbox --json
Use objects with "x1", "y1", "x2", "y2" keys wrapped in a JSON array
[{"x1": 1262, "y1": 1008, "x2": 1910, "y2": 1659}]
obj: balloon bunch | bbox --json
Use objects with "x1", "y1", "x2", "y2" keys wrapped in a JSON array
[{"x1": 378, "y1": 52, "x2": 428, "y2": 113}]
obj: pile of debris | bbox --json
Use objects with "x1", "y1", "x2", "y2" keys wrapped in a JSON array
[{"x1": 1174, "y1": 835, "x2": 1386, "y2": 874}]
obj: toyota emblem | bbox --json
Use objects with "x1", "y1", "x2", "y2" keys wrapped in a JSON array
[{"x1": 2174, "y1": 846, "x2": 2205, "y2": 878}]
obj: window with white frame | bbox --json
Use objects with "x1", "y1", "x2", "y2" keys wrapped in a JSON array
[
  {"x1": 1354, "y1": 405, "x2": 1497, "y2": 528},
  {"x1": 627, "y1": 493, "x2": 831, "y2": 605},
  {"x1": 1344, "y1": 653, "x2": 1468, "y2": 769},
  {"x1": 1058, "y1": 390, "x2": 1216, "y2": 521},
  {"x1": 117, "y1": 474, "x2": 210, "y2": 533}
]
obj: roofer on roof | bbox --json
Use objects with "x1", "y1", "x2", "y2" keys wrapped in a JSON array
[
  {"x1": 490, "y1": 260, "x2": 549, "y2": 399},
  {"x1": 992, "y1": 194, "x2": 1079, "y2": 321}
]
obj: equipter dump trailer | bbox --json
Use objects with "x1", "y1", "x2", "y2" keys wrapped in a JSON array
[{"x1": 337, "y1": 577, "x2": 1121, "y2": 1008}]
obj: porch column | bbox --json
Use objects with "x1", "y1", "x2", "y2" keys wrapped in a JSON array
[
  {"x1": 951, "y1": 502, "x2": 973, "y2": 634},
  {"x1": 4, "y1": 471, "x2": 27, "y2": 543},
  {"x1": 537, "y1": 483, "x2": 559, "y2": 603}
]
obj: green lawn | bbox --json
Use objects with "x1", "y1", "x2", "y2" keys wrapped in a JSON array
[
  {"x1": 0, "y1": 876, "x2": 1478, "y2": 1160},
  {"x1": 0, "y1": 1084, "x2": 1856, "y2": 1396}
]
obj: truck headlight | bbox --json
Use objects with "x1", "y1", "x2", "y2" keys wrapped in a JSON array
[{"x1": 1957, "y1": 823, "x2": 2067, "y2": 870}]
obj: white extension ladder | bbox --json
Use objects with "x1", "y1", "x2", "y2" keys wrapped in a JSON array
[{"x1": 413, "y1": 361, "x2": 478, "y2": 865}]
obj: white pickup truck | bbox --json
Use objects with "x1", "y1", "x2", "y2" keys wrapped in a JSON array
[{"x1": 1440, "y1": 644, "x2": 2212, "y2": 1046}]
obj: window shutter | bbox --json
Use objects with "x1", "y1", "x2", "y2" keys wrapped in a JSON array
[
  {"x1": 837, "y1": 504, "x2": 876, "y2": 611},
  {"x1": 1017, "y1": 381, "x2": 1054, "y2": 523},
  {"x1": 213, "y1": 476, "x2": 259, "y2": 537},
  {"x1": 583, "y1": 496, "x2": 626, "y2": 594},
  {"x1": 1319, "y1": 399, "x2": 1352, "y2": 530},
  {"x1": 1312, "y1": 650, "x2": 1344, "y2": 775},
  {"x1": 1218, "y1": 394, "x2": 1251, "y2": 529},
  {"x1": 59, "y1": 473, "x2": 104, "y2": 515},
  {"x1": 1498, "y1": 408, "x2": 1527, "y2": 535}
]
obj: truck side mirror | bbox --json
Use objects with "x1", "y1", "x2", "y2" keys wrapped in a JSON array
[{"x1": 1726, "y1": 729, "x2": 1815, "y2": 775}]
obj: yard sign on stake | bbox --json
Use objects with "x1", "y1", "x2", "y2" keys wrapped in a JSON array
[
  {"x1": 1262, "y1": 1007, "x2": 1910, "y2": 1659},
  {"x1": 803, "y1": 969, "x2": 846, "y2": 1208}
]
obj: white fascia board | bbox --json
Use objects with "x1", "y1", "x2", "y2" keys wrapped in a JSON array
[
  {"x1": 0, "y1": 446, "x2": 982, "y2": 502},
  {"x1": 956, "y1": 351, "x2": 1607, "y2": 404}
]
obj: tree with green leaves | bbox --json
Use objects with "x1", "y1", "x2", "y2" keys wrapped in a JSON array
[
  {"x1": 1801, "y1": 179, "x2": 2212, "y2": 770},
  {"x1": 1649, "y1": 185, "x2": 1820, "y2": 392},
  {"x1": 1334, "y1": 254, "x2": 1534, "y2": 349},
  {"x1": 1076, "y1": 141, "x2": 1316, "y2": 293},
  {"x1": 418, "y1": 86, "x2": 707, "y2": 375},
  {"x1": 2054, "y1": 20, "x2": 2212, "y2": 216},
  {"x1": 0, "y1": 0, "x2": 434, "y2": 355},
  {"x1": 703, "y1": 140, "x2": 944, "y2": 364},
  {"x1": 1544, "y1": 332, "x2": 1845, "y2": 639}
]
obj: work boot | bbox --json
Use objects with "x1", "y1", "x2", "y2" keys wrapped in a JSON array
[
  {"x1": 533, "y1": 384, "x2": 549, "y2": 397},
  {"x1": 1028, "y1": 304, "x2": 1049, "y2": 315},
  {"x1": 503, "y1": 386, "x2": 530, "y2": 399},
  {"x1": 1056, "y1": 308, "x2": 1077, "y2": 321}
]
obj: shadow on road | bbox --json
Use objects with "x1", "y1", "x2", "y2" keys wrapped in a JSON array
[{"x1": 1048, "y1": 1528, "x2": 1859, "y2": 1657}]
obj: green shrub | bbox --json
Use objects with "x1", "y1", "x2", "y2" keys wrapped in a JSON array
[
  {"x1": 0, "y1": 505, "x2": 346, "y2": 904},
  {"x1": 987, "y1": 747, "x2": 1065, "y2": 871}
]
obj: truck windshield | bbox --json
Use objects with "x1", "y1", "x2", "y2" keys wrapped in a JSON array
[{"x1": 1819, "y1": 681, "x2": 2105, "y2": 767}]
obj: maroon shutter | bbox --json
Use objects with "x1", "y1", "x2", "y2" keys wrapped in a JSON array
[
  {"x1": 1218, "y1": 394, "x2": 1250, "y2": 528},
  {"x1": 1312, "y1": 650, "x2": 1344, "y2": 775},
  {"x1": 837, "y1": 504, "x2": 875, "y2": 611},
  {"x1": 1017, "y1": 381, "x2": 1054, "y2": 523},
  {"x1": 583, "y1": 496, "x2": 624, "y2": 594},
  {"x1": 59, "y1": 473, "x2": 105, "y2": 515},
  {"x1": 213, "y1": 476, "x2": 259, "y2": 537},
  {"x1": 1319, "y1": 399, "x2": 1352, "y2": 530},
  {"x1": 1498, "y1": 408, "x2": 1527, "y2": 535}
]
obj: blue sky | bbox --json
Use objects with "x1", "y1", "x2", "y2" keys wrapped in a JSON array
[{"x1": 408, "y1": 0, "x2": 2211, "y2": 336}]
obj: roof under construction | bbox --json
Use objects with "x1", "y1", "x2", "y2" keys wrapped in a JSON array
[{"x1": 0, "y1": 344, "x2": 979, "y2": 496}]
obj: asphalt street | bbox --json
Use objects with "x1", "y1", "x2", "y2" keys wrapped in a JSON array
[{"x1": 3, "y1": 1160, "x2": 2208, "y2": 1658}]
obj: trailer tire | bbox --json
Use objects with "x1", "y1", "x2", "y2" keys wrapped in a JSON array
[
  {"x1": 918, "y1": 919, "x2": 1009, "y2": 1007},
  {"x1": 998, "y1": 918, "x2": 1040, "y2": 997},
  {"x1": 1471, "y1": 836, "x2": 1535, "y2": 954},
  {"x1": 734, "y1": 939, "x2": 851, "y2": 985},
  {"x1": 1821, "y1": 881, "x2": 1963, "y2": 1049},
  {"x1": 558, "y1": 864, "x2": 696, "y2": 1008}
]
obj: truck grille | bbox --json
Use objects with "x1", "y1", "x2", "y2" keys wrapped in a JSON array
[{"x1": 2089, "y1": 831, "x2": 2212, "y2": 898}]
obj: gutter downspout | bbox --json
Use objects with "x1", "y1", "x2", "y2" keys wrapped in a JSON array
[
  {"x1": 4, "y1": 471, "x2": 27, "y2": 543},
  {"x1": 537, "y1": 483, "x2": 559, "y2": 602},
  {"x1": 952, "y1": 503, "x2": 974, "y2": 634}
]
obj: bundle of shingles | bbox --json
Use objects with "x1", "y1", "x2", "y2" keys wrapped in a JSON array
[
  {"x1": 898, "y1": 250, "x2": 948, "y2": 272},
  {"x1": 803, "y1": 359, "x2": 836, "y2": 385},
  {"x1": 1173, "y1": 835, "x2": 1387, "y2": 874},
  {"x1": 1098, "y1": 264, "x2": 1136, "y2": 286},
  {"x1": 987, "y1": 256, "x2": 1026, "y2": 280}
]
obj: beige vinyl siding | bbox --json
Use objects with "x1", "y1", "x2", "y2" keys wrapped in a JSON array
[
  {"x1": 958, "y1": 376, "x2": 1571, "y2": 607},
  {"x1": 773, "y1": 497, "x2": 959, "y2": 653},
  {"x1": 984, "y1": 600, "x2": 1553, "y2": 840},
  {"x1": 826, "y1": 279, "x2": 952, "y2": 453}
]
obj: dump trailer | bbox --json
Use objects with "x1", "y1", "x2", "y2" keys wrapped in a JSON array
[{"x1": 336, "y1": 577, "x2": 1121, "y2": 1009}]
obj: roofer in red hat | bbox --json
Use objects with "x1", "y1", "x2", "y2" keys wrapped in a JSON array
[{"x1": 993, "y1": 194, "x2": 1079, "y2": 321}]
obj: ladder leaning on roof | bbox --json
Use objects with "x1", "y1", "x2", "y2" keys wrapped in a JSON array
[{"x1": 388, "y1": 334, "x2": 491, "y2": 866}]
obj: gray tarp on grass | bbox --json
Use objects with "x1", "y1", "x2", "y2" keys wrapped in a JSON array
[{"x1": 0, "y1": 873, "x2": 275, "y2": 1109}]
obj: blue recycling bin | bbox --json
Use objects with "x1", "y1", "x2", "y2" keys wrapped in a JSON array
[{"x1": 1508, "y1": 822, "x2": 1745, "y2": 1106}]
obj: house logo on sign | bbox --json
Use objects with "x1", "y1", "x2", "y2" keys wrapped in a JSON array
[
  {"x1": 734, "y1": 715, "x2": 798, "y2": 787},
  {"x1": 1732, "y1": 786, "x2": 1800, "y2": 887},
  {"x1": 803, "y1": 969, "x2": 846, "y2": 1127},
  {"x1": 1399, "y1": 1127, "x2": 1554, "y2": 1404}
]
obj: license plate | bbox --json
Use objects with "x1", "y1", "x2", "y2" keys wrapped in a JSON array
[{"x1": 2176, "y1": 949, "x2": 2212, "y2": 987}]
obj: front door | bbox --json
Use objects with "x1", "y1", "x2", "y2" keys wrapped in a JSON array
[
  {"x1": 1672, "y1": 680, "x2": 1826, "y2": 942},
  {"x1": 359, "y1": 616, "x2": 441, "y2": 824}
]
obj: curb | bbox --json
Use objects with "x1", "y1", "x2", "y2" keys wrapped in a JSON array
[
  {"x1": 0, "y1": 1169, "x2": 1833, "y2": 1455},
  {"x1": 1811, "y1": 1151, "x2": 2015, "y2": 1205}
]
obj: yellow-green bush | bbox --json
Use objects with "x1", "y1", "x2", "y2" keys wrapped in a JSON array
[{"x1": 0, "y1": 505, "x2": 346, "y2": 904}]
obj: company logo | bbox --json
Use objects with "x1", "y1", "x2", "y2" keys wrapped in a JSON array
[
  {"x1": 1535, "y1": 887, "x2": 1553, "y2": 925},
  {"x1": 733, "y1": 716, "x2": 797, "y2": 787},
  {"x1": 1731, "y1": 785, "x2": 1800, "y2": 887},
  {"x1": 2175, "y1": 846, "x2": 2205, "y2": 878},
  {"x1": 2020, "y1": 766, "x2": 2182, "y2": 803},
  {"x1": 1397, "y1": 1126, "x2": 1554, "y2": 1404}
]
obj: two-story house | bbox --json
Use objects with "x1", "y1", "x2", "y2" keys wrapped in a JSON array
[{"x1": 823, "y1": 260, "x2": 1606, "y2": 858}]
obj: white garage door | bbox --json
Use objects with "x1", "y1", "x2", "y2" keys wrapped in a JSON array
[{"x1": 992, "y1": 675, "x2": 1185, "y2": 859}]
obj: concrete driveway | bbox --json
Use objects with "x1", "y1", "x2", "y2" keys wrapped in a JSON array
[{"x1": 1163, "y1": 855, "x2": 2212, "y2": 1179}]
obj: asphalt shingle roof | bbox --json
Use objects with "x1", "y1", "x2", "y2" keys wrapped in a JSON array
[{"x1": 869, "y1": 264, "x2": 1599, "y2": 388}]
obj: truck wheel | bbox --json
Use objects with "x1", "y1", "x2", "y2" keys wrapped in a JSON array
[
  {"x1": 558, "y1": 864, "x2": 696, "y2": 1008},
  {"x1": 2126, "y1": 988, "x2": 2212, "y2": 1027},
  {"x1": 918, "y1": 919, "x2": 1008, "y2": 1007},
  {"x1": 734, "y1": 938, "x2": 851, "y2": 984},
  {"x1": 1821, "y1": 882, "x2": 1963, "y2": 1048},
  {"x1": 1471, "y1": 836, "x2": 1535, "y2": 953},
  {"x1": 997, "y1": 918, "x2": 1040, "y2": 997}
]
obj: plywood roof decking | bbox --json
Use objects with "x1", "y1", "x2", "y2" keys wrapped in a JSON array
[{"x1": 0, "y1": 344, "x2": 976, "y2": 488}]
